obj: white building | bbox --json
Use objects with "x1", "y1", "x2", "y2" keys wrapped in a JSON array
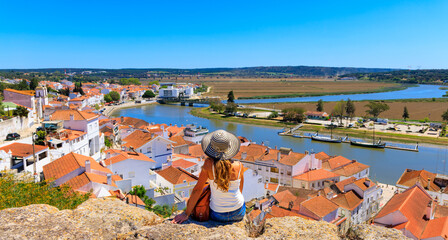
[
  {"x1": 49, "y1": 109, "x2": 103, "y2": 161},
  {"x1": 150, "y1": 166, "x2": 198, "y2": 198},
  {"x1": 121, "y1": 130, "x2": 174, "y2": 169},
  {"x1": 47, "y1": 129, "x2": 90, "y2": 160},
  {"x1": 0, "y1": 142, "x2": 50, "y2": 174},
  {"x1": 242, "y1": 168, "x2": 266, "y2": 202},
  {"x1": 104, "y1": 149, "x2": 156, "y2": 189},
  {"x1": 343, "y1": 178, "x2": 382, "y2": 224}
]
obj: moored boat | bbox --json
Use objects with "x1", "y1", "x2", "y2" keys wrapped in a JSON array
[
  {"x1": 311, "y1": 135, "x2": 342, "y2": 143},
  {"x1": 350, "y1": 140, "x2": 386, "y2": 148}
]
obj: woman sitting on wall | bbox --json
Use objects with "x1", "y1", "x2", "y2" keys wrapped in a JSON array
[{"x1": 172, "y1": 129, "x2": 245, "y2": 223}]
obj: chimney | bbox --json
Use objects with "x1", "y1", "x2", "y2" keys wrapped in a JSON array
[
  {"x1": 305, "y1": 150, "x2": 309, "y2": 155},
  {"x1": 85, "y1": 160, "x2": 91, "y2": 173},
  {"x1": 365, "y1": 180, "x2": 371, "y2": 187},
  {"x1": 151, "y1": 133, "x2": 155, "y2": 138},
  {"x1": 70, "y1": 114, "x2": 74, "y2": 121},
  {"x1": 242, "y1": 152, "x2": 247, "y2": 160},
  {"x1": 277, "y1": 152, "x2": 281, "y2": 161},
  {"x1": 261, "y1": 141, "x2": 264, "y2": 146},
  {"x1": 274, "y1": 146, "x2": 277, "y2": 150},
  {"x1": 106, "y1": 173, "x2": 112, "y2": 185},
  {"x1": 288, "y1": 201, "x2": 294, "y2": 210},
  {"x1": 427, "y1": 178, "x2": 431, "y2": 190},
  {"x1": 170, "y1": 123, "x2": 172, "y2": 126}
]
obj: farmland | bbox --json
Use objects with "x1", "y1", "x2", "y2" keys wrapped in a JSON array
[
  {"x1": 195, "y1": 79, "x2": 403, "y2": 99},
  {"x1": 248, "y1": 98, "x2": 448, "y2": 122}
]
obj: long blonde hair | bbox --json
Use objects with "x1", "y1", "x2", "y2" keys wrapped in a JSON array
[{"x1": 214, "y1": 159, "x2": 232, "y2": 192}]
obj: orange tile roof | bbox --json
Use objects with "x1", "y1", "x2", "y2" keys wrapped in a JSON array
[
  {"x1": 166, "y1": 125, "x2": 185, "y2": 137},
  {"x1": 4, "y1": 88, "x2": 35, "y2": 96},
  {"x1": 111, "y1": 117, "x2": 149, "y2": 128},
  {"x1": 420, "y1": 217, "x2": 448, "y2": 239},
  {"x1": 85, "y1": 172, "x2": 117, "y2": 187},
  {"x1": 64, "y1": 173, "x2": 91, "y2": 190},
  {"x1": 315, "y1": 151, "x2": 331, "y2": 161},
  {"x1": 374, "y1": 185, "x2": 432, "y2": 238},
  {"x1": 293, "y1": 169, "x2": 339, "y2": 182},
  {"x1": 322, "y1": 156, "x2": 352, "y2": 170},
  {"x1": 257, "y1": 148, "x2": 306, "y2": 166},
  {"x1": 188, "y1": 144, "x2": 206, "y2": 158},
  {"x1": 169, "y1": 135, "x2": 189, "y2": 147},
  {"x1": 50, "y1": 109, "x2": 99, "y2": 121},
  {"x1": 334, "y1": 177, "x2": 357, "y2": 193},
  {"x1": 121, "y1": 130, "x2": 155, "y2": 149},
  {"x1": 332, "y1": 161, "x2": 369, "y2": 177},
  {"x1": 351, "y1": 178, "x2": 376, "y2": 191},
  {"x1": 172, "y1": 159, "x2": 197, "y2": 170},
  {"x1": 272, "y1": 190, "x2": 297, "y2": 208},
  {"x1": 156, "y1": 166, "x2": 198, "y2": 185},
  {"x1": 43, "y1": 152, "x2": 112, "y2": 181},
  {"x1": 0, "y1": 143, "x2": 48, "y2": 158},
  {"x1": 300, "y1": 195, "x2": 339, "y2": 219},
  {"x1": 265, "y1": 183, "x2": 279, "y2": 192},
  {"x1": 57, "y1": 129, "x2": 86, "y2": 141},
  {"x1": 266, "y1": 205, "x2": 312, "y2": 220},
  {"x1": 396, "y1": 169, "x2": 440, "y2": 192},
  {"x1": 331, "y1": 191, "x2": 362, "y2": 211},
  {"x1": 233, "y1": 144, "x2": 267, "y2": 162},
  {"x1": 104, "y1": 151, "x2": 155, "y2": 165}
]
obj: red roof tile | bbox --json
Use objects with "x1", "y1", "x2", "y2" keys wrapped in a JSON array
[
  {"x1": 293, "y1": 169, "x2": 339, "y2": 182},
  {"x1": 0, "y1": 143, "x2": 48, "y2": 158},
  {"x1": 156, "y1": 166, "x2": 198, "y2": 185}
]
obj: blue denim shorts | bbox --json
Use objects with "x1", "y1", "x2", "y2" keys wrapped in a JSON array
[{"x1": 210, "y1": 204, "x2": 246, "y2": 223}]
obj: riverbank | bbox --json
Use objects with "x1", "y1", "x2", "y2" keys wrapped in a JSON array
[
  {"x1": 237, "y1": 84, "x2": 411, "y2": 99},
  {"x1": 190, "y1": 107, "x2": 448, "y2": 146},
  {"x1": 103, "y1": 100, "x2": 157, "y2": 116},
  {"x1": 246, "y1": 98, "x2": 448, "y2": 122}
]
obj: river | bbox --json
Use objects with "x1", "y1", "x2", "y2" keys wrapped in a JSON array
[
  {"x1": 111, "y1": 102, "x2": 448, "y2": 185},
  {"x1": 235, "y1": 84, "x2": 446, "y2": 103}
]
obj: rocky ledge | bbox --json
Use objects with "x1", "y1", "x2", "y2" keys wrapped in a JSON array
[{"x1": 0, "y1": 198, "x2": 407, "y2": 240}]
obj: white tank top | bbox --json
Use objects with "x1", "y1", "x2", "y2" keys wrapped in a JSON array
[{"x1": 210, "y1": 162, "x2": 245, "y2": 213}]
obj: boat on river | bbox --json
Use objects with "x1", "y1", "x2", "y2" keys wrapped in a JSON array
[
  {"x1": 350, "y1": 140, "x2": 386, "y2": 148},
  {"x1": 311, "y1": 135, "x2": 342, "y2": 143}
]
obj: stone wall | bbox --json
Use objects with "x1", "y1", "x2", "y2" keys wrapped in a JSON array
[
  {"x1": 0, "y1": 198, "x2": 409, "y2": 240},
  {"x1": 0, "y1": 116, "x2": 30, "y2": 139}
]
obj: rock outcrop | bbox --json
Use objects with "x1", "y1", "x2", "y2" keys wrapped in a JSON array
[{"x1": 0, "y1": 198, "x2": 408, "y2": 240}]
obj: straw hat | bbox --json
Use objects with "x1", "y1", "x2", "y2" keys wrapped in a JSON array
[{"x1": 201, "y1": 130, "x2": 240, "y2": 160}]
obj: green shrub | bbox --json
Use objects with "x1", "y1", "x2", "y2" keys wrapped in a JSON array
[{"x1": 0, "y1": 173, "x2": 90, "y2": 210}]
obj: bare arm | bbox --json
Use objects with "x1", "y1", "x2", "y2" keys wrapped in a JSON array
[
  {"x1": 239, "y1": 165, "x2": 245, "y2": 193},
  {"x1": 184, "y1": 162, "x2": 210, "y2": 216}
]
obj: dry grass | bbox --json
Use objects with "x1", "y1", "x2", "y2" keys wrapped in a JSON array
[
  {"x1": 249, "y1": 100, "x2": 448, "y2": 122},
  {"x1": 200, "y1": 80, "x2": 399, "y2": 98}
]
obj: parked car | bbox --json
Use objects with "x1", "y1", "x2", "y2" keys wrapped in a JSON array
[{"x1": 6, "y1": 133, "x2": 20, "y2": 141}]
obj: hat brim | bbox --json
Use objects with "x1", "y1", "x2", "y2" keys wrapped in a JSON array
[{"x1": 201, "y1": 130, "x2": 240, "y2": 160}]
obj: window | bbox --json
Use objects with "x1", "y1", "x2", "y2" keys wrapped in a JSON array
[
  {"x1": 128, "y1": 171, "x2": 135, "y2": 178},
  {"x1": 287, "y1": 171, "x2": 291, "y2": 176},
  {"x1": 312, "y1": 183, "x2": 315, "y2": 188},
  {"x1": 270, "y1": 178, "x2": 278, "y2": 183},
  {"x1": 270, "y1": 167, "x2": 279, "y2": 173},
  {"x1": 258, "y1": 178, "x2": 262, "y2": 183},
  {"x1": 301, "y1": 183, "x2": 305, "y2": 188},
  {"x1": 147, "y1": 147, "x2": 152, "y2": 153},
  {"x1": 258, "y1": 166, "x2": 262, "y2": 170},
  {"x1": 317, "y1": 182, "x2": 320, "y2": 187}
]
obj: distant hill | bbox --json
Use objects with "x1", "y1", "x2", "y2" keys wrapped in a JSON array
[
  {"x1": 341, "y1": 69, "x2": 448, "y2": 84},
  {"x1": 0, "y1": 66, "x2": 397, "y2": 78}
]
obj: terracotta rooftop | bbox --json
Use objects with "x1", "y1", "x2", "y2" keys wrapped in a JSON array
[
  {"x1": 104, "y1": 151, "x2": 155, "y2": 165},
  {"x1": 266, "y1": 205, "x2": 312, "y2": 220},
  {"x1": 396, "y1": 169, "x2": 440, "y2": 192},
  {"x1": 156, "y1": 166, "x2": 198, "y2": 185},
  {"x1": 50, "y1": 109, "x2": 99, "y2": 121},
  {"x1": 4, "y1": 88, "x2": 35, "y2": 96},
  {"x1": 300, "y1": 195, "x2": 339, "y2": 219},
  {"x1": 350, "y1": 178, "x2": 376, "y2": 191},
  {"x1": 0, "y1": 143, "x2": 48, "y2": 158},
  {"x1": 121, "y1": 130, "x2": 154, "y2": 149},
  {"x1": 169, "y1": 135, "x2": 190, "y2": 147},
  {"x1": 334, "y1": 177, "x2": 357, "y2": 193},
  {"x1": 166, "y1": 125, "x2": 185, "y2": 137},
  {"x1": 43, "y1": 152, "x2": 112, "y2": 181},
  {"x1": 332, "y1": 161, "x2": 369, "y2": 177},
  {"x1": 111, "y1": 117, "x2": 149, "y2": 128},
  {"x1": 171, "y1": 159, "x2": 197, "y2": 170},
  {"x1": 420, "y1": 217, "x2": 448, "y2": 239},
  {"x1": 265, "y1": 183, "x2": 279, "y2": 192},
  {"x1": 293, "y1": 169, "x2": 339, "y2": 182},
  {"x1": 331, "y1": 191, "x2": 362, "y2": 211},
  {"x1": 188, "y1": 144, "x2": 206, "y2": 158},
  {"x1": 322, "y1": 156, "x2": 353, "y2": 170},
  {"x1": 315, "y1": 151, "x2": 331, "y2": 161},
  {"x1": 374, "y1": 185, "x2": 432, "y2": 238},
  {"x1": 278, "y1": 186, "x2": 317, "y2": 199},
  {"x1": 272, "y1": 190, "x2": 296, "y2": 207}
]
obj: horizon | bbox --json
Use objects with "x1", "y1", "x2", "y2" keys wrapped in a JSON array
[{"x1": 1, "y1": 1, "x2": 448, "y2": 69}]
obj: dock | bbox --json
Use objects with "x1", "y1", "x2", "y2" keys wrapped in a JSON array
[{"x1": 279, "y1": 132, "x2": 419, "y2": 152}]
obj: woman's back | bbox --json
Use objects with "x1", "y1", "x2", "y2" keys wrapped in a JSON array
[{"x1": 206, "y1": 159, "x2": 244, "y2": 213}]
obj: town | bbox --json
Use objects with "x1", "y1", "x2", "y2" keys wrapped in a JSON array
[{"x1": 0, "y1": 77, "x2": 447, "y2": 239}]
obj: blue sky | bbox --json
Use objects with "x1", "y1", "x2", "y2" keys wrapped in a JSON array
[{"x1": 0, "y1": 0, "x2": 447, "y2": 69}]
